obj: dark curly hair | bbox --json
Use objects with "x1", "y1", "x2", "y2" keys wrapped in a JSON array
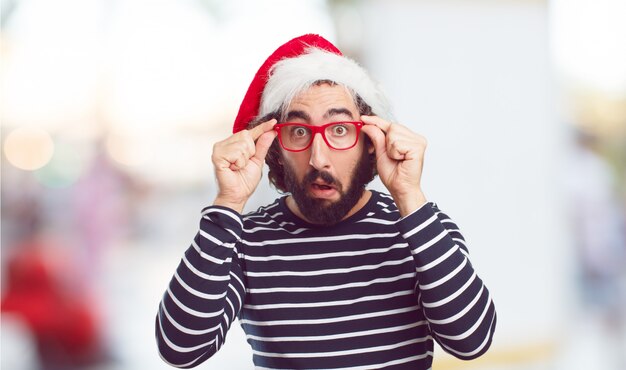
[{"x1": 247, "y1": 81, "x2": 377, "y2": 193}]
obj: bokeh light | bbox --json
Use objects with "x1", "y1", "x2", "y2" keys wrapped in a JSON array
[
  {"x1": 3, "y1": 127, "x2": 55, "y2": 171},
  {"x1": 33, "y1": 139, "x2": 92, "y2": 188},
  {"x1": 104, "y1": 132, "x2": 152, "y2": 168}
]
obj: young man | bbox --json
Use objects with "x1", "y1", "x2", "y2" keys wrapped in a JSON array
[{"x1": 156, "y1": 34, "x2": 496, "y2": 369}]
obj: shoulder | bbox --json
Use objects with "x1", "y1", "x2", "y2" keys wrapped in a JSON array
[
  {"x1": 361, "y1": 190, "x2": 401, "y2": 221},
  {"x1": 370, "y1": 190, "x2": 399, "y2": 212},
  {"x1": 241, "y1": 198, "x2": 284, "y2": 227}
]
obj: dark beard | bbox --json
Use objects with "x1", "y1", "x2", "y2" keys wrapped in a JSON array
[{"x1": 283, "y1": 149, "x2": 373, "y2": 225}]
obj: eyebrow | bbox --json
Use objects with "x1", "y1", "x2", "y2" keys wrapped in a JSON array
[
  {"x1": 285, "y1": 110, "x2": 310, "y2": 122},
  {"x1": 324, "y1": 108, "x2": 354, "y2": 120},
  {"x1": 285, "y1": 108, "x2": 354, "y2": 122}
]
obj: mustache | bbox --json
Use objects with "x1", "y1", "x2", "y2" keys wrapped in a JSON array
[{"x1": 303, "y1": 169, "x2": 338, "y2": 188}]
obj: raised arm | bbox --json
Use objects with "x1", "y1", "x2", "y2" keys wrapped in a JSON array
[
  {"x1": 156, "y1": 207, "x2": 245, "y2": 367},
  {"x1": 397, "y1": 203, "x2": 496, "y2": 359},
  {"x1": 362, "y1": 115, "x2": 496, "y2": 358},
  {"x1": 156, "y1": 119, "x2": 277, "y2": 367}
]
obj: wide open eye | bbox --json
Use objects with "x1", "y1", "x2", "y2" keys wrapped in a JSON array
[
  {"x1": 329, "y1": 123, "x2": 349, "y2": 137},
  {"x1": 291, "y1": 126, "x2": 310, "y2": 138}
]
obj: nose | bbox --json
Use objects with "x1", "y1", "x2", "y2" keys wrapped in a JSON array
[{"x1": 308, "y1": 133, "x2": 331, "y2": 170}]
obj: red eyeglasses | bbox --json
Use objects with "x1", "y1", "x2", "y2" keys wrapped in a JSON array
[{"x1": 274, "y1": 121, "x2": 363, "y2": 152}]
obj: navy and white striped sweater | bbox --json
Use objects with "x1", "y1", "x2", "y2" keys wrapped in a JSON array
[{"x1": 156, "y1": 190, "x2": 496, "y2": 369}]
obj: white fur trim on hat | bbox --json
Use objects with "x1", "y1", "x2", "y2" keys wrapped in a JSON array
[{"x1": 259, "y1": 48, "x2": 393, "y2": 121}]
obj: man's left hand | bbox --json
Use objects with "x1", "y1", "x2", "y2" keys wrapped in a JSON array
[{"x1": 361, "y1": 115, "x2": 427, "y2": 216}]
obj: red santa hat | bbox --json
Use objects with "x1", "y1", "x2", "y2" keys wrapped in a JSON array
[{"x1": 232, "y1": 34, "x2": 392, "y2": 133}]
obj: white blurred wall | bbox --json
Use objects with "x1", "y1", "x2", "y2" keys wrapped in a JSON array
[{"x1": 357, "y1": 0, "x2": 569, "y2": 363}]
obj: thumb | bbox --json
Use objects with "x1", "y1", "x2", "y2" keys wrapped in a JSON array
[
  {"x1": 253, "y1": 130, "x2": 277, "y2": 162},
  {"x1": 361, "y1": 125, "x2": 387, "y2": 159}
]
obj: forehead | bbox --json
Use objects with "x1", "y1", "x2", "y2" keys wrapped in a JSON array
[{"x1": 286, "y1": 83, "x2": 358, "y2": 115}]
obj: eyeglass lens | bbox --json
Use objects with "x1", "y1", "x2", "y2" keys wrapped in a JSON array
[{"x1": 279, "y1": 122, "x2": 358, "y2": 150}]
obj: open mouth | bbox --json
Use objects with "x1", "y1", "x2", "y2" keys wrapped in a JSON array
[
  {"x1": 308, "y1": 180, "x2": 339, "y2": 199},
  {"x1": 312, "y1": 183, "x2": 335, "y2": 191},
  {"x1": 303, "y1": 171, "x2": 340, "y2": 199}
]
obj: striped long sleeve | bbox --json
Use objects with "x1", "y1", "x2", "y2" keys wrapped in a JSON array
[
  {"x1": 156, "y1": 206, "x2": 246, "y2": 368},
  {"x1": 156, "y1": 192, "x2": 496, "y2": 369},
  {"x1": 396, "y1": 202, "x2": 497, "y2": 359}
]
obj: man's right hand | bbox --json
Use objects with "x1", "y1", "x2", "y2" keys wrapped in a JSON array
[{"x1": 212, "y1": 119, "x2": 277, "y2": 213}]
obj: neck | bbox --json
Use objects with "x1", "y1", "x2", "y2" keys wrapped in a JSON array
[{"x1": 286, "y1": 189, "x2": 372, "y2": 225}]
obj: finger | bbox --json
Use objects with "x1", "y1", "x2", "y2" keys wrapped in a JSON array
[
  {"x1": 230, "y1": 131, "x2": 255, "y2": 157},
  {"x1": 388, "y1": 141, "x2": 410, "y2": 161},
  {"x1": 229, "y1": 155, "x2": 248, "y2": 171},
  {"x1": 216, "y1": 140, "x2": 252, "y2": 169},
  {"x1": 361, "y1": 124, "x2": 387, "y2": 158},
  {"x1": 248, "y1": 118, "x2": 277, "y2": 140},
  {"x1": 252, "y1": 130, "x2": 277, "y2": 162},
  {"x1": 388, "y1": 137, "x2": 427, "y2": 161},
  {"x1": 361, "y1": 115, "x2": 392, "y2": 133}
]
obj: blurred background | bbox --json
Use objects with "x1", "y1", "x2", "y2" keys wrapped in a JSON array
[{"x1": 1, "y1": 0, "x2": 624, "y2": 369}]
